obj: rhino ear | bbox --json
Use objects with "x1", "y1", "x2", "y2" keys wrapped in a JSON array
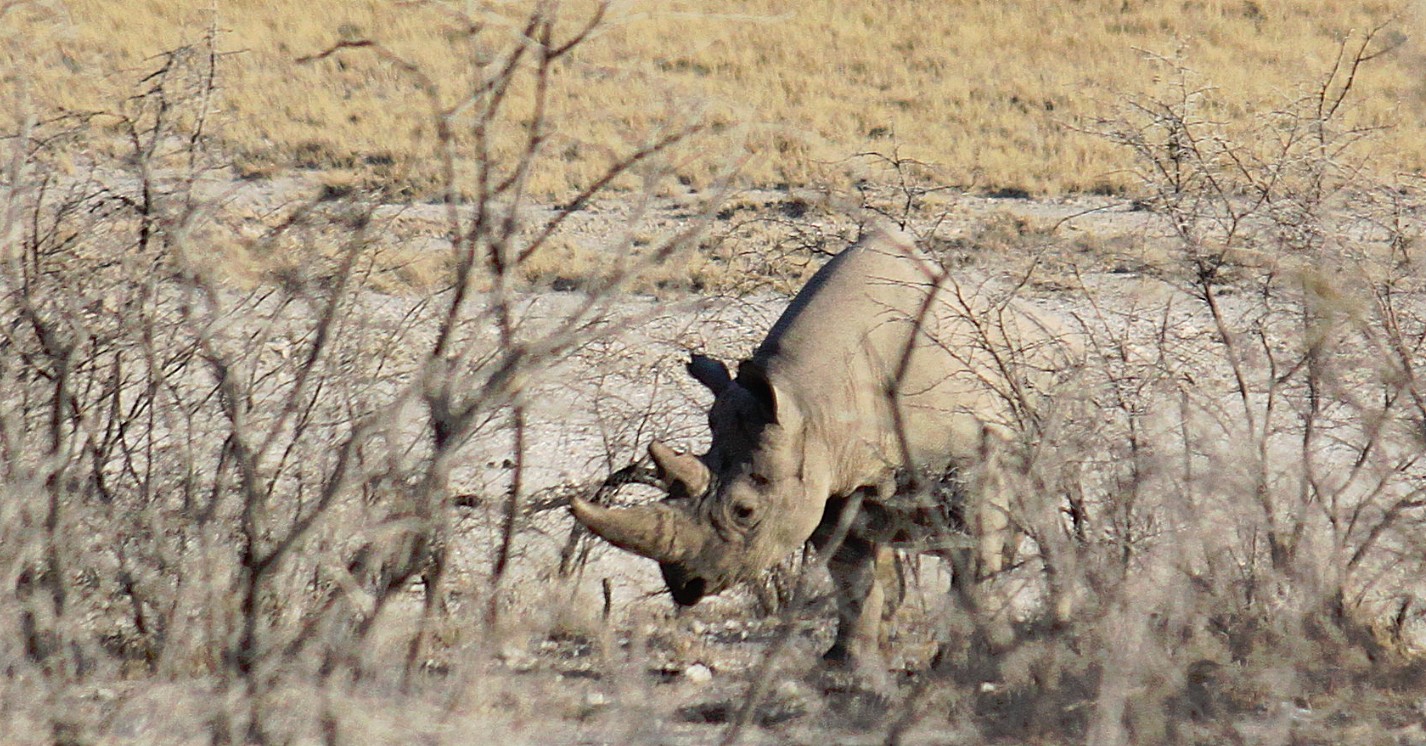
[
  {"x1": 735, "y1": 361, "x2": 779, "y2": 422},
  {"x1": 686, "y1": 353, "x2": 731, "y2": 395},
  {"x1": 649, "y1": 441, "x2": 711, "y2": 498}
]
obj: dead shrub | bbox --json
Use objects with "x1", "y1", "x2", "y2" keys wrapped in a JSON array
[{"x1": 0, "y1": 4, "x2": 720, "y2": 743}]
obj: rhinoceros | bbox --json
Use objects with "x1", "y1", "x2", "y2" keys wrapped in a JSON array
[{"x1": 571, "y1": 226, "x2": 1078, "y2": 673}]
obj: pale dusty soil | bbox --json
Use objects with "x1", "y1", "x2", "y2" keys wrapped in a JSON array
[
  {"x1": 296, "y1": 182, "x2": 1424, "y2": 742},
  {"x1": 36, "y1": 168, "x2": 1426, "y2": 743}
]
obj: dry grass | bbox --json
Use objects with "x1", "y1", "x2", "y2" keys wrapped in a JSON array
[
  {"x1": 3, "y1": 0, "x2": 1421, "y2": 198},
  {"x1": 7, "y1": 2, "x2": 1426, "y2": 744}
]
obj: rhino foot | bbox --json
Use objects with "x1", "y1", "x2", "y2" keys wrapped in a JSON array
[
  {"x1": 815, "y1": 660, "x2": 896, "y2": 729},
  {"x1": 818, "y1": 645, "x2": 891, "y2": 697}
]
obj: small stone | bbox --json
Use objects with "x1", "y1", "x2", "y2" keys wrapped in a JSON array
[
  {"x1": 774, "y1": 679, "x2": 807, "y2": 700},
  {"x1": 684, "y1": 663, "x2": 713, "y2": 683},
  {"x1": 498, "y1": 643, "x2": 536, "y2": 672}
]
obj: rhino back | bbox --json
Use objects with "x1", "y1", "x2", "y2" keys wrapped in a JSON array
[
  {"x1": 753, "y1": 230, "x2": 931, "y2": 373},
  {"x1": 749, "y1": 232, "x2": 964, "y2": 484},
  {"x1": 749, "y1": 229, "x2": 1073, "y2": 488}
]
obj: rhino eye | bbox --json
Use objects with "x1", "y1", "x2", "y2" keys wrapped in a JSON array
[
  {"x1": 747, "y1": 473, "x2": 770, "y2": 487},
  {"x1": 732, "y1": 501, "x2": 757, "y2": 524}
]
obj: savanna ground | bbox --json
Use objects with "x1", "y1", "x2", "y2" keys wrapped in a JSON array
[{"x1": 6, "y1": 1, "x2": 1426, "y2": 744}]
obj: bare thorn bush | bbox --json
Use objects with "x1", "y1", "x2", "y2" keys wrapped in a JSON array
[
  {"x1": 950, "y1": 34, "x2": 1426, "y2": 745},
  {"x1": 0, "y1": 4, "x2": 725, "y2": 743},
  {"x1": 7, "y1": 4, "x2": 1426, "y2": 744}
]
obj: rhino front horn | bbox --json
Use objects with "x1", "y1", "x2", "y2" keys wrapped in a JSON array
[{"x1": 569, "y1": 497, "x2": 706, "y2": 564}]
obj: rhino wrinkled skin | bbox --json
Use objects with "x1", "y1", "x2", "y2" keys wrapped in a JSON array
[{"x1": 571, "y1": 226, "x2": 1079, "y2": 675}]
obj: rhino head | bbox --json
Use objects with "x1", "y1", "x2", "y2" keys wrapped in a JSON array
[{"x1": 570, "y1": 356, "x2": 831, "y2": 606}]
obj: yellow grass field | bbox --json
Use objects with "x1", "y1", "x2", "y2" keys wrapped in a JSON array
[{"x1": 2, "y1": 0, "x2": 1421, "y2": 198}]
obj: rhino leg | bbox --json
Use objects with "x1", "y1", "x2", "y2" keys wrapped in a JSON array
[
  {"x1": 973, "y1": 471, "x2": 1011, "y2": 579},
  {"x1": 823, "y1": 537, "x2": 885, "y2": 663},
  {"x1": 808, "y1": 499, "x2": 888, "y2": 678},
  {"x1": 969, "y1": 427, "x2": 1021, "y2": 581},
  {"x1": 945, "y1": 436, "x2": 1021, "y2": 656}
]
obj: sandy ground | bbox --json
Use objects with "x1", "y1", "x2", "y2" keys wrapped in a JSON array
[{"x1": 22, "y1": 165, "x2": 1426, "y2": 743}]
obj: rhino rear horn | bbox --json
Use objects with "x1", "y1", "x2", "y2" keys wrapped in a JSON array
[
  {"x1": 569, "y1": 496, "x2": 706, "y2": 564},
  {"x1": 649, "y1": 441, "x2": 711, "y2": 498},
  {"x1": 686, "y1": 353, "x2": 732, "y2": 395}
]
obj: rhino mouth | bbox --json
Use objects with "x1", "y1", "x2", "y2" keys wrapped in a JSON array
[{"x1": 660, "y1": 563, "x2": 709, "y2": 606}]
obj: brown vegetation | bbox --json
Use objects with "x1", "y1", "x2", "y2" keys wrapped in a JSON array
[
  {"x1": 3, "y1": 0, "x2": 1420, "y2": 198},
  {"x1": 4, "y1": 1, "x2": 1426, "y2": 744}
]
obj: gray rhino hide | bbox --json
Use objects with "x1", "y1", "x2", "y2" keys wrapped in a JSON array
[{"x1": 572, "y1": 226, "x2": 1079, "y2": 673}]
